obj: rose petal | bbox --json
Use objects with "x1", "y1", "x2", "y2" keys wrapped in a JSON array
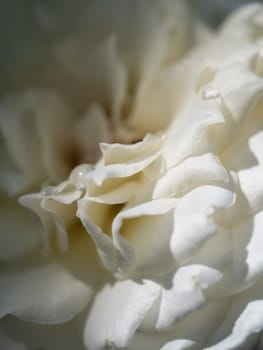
[
  {"x1": 232, "y1": 210, "x2": 263, "y2": 286},
  {"x1": 153, "y1": 152, "x2": 230, "y2": 199},
  {"x1": 0, "y1": 90, "x2": 72, "y2": 195},
  {"x1": 0, "y1": 323, "x2": 27, "y2": 350},
  {"x1": 19, "y1": 181, "x2": 82, "y2": 252},
  {"x1": 205, "y1": 280, "x2": 263, "y2": 349},
  {"x1": 214, "y1": 62, "x2": 263, "y2": 124},
  {"x1": 156, "y1": 265, "x2": 222, "y2": 329},
  {"x1": 135, "y1": 297, "x2": 228, "y2": 349},
  {"x1": 1, "y1": 314, "x2": 86, "y2": 350},
  {"x1": 0, "y1": 261, "x2": 92, "y2": 324},
  {"x1": 238, "y1": 165, "x2": 263, "y2": 214},
  {"x1": 161, "y1": 339, "x2": 196, "y2": 350},
  {"x1": 0, "y1": 195, "x2": 40, "y2": 260},
  {"x1": 164, "y1": 97, "x2": 224, "y2": 168},
  {"x1": 219, "y1": 3, "x2": 263, "y2": 42},
  {"x1": 84, "y1": 279, "x2": 160, "y2": 350},
  {"x1": 88, "y1": 134, "x2": 163, "y2": 186},
  {"x1": 74, "y1": 104, "x2": 110, "y2": 164},
  {"x1": 112, "y1": 199, "x2": 178, "y2": 277},
  {"x1": 171, "y1": 186, "x2": 235, "y2": 263},
  {"x1": 77, "y1": 199, "x2": 117, "y2": 273},
  {"x1": 55, "y1": 34, "x2": 126, "y2": 120}
]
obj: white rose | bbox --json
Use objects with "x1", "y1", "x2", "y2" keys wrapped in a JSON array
[{"x1": 2, "y1": 2, "x2": 263, "y2": 350}]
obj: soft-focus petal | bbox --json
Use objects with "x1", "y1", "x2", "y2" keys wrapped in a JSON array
[
  {"x1": 0, "y1": 193, "x2": 40, "y2": 260},
  {"x1": 0, "y1": 90, "x2": 73, "y2": 194},
  {"x1": 0, "y1": 261, "x2": 92, "y2": 323},
  {"x1": 1, "y1": 313, "x2": 86, "y2": 350},
  {"x1": 0, "y1": 324, "x2": 26, "y2": 350}
]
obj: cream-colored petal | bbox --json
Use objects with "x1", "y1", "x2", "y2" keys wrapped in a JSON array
[
  {"x1": 205, "y1": 279, "x2": 263, "y2": 349},
  {"x1": 156, "y1": 265, "x2": 222, "y2": 329},
  {"x1": 219, "y1": 3, "x2": 263, "y2": 43},
  {"x1": 161, "y1": 340, "x2": 196, "y2": 350},
  {"x1": 84, "y1": 134, "x2": 163, "y2": 188},
  {"x1": 77, "y1": 199, "x2": 117, "y2": 273},
  {"x1": 19, "y1": 181, "x2": 82, "y2": 252},
  {"x1": 0, "y1": 261, "x2": 91, "y2": 324},
  {"x1": 164, "y1": 96, "x2": 224, "y2": 168},
  {"x1": 112, "y1": 199, "x2": 178, "y2": 277},
  {"x1": 153, "y1": 153, "x2": 230, "y2": 199},
  {"x1": 171, "y1": 186, "x2": 235, "y2": 263},
  {"x1": 84, "y1": 279, "x2": 160, "y2": 350}
]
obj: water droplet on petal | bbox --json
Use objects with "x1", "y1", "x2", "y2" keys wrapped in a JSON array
[
  {"x1": 202, "y1": 86, "x2": 219, "y2": 100},
  {"x1": 41, "y1": 186, "x2": 55, "y2": 196},
  {"x1": 69, "y1": 164, "x2": 93, "y2": 188}
]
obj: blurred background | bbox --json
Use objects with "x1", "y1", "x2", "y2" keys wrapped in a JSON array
[{"x1": 0, "y1": 0, "x2": 262, "y2": 96}]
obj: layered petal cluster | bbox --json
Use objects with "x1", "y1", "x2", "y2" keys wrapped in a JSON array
[
  {"x1": 0, "y1": 0, "x2": 199, "y2": 266},
  {"x1": 0, "y1": 1, "x2": 203, "y2": 349},
  {"x1": 1, "y1": 2, "x2": 263, "y2": 350}
]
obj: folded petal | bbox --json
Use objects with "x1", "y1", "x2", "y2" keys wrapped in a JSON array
[
  {"x1": 153, "y1": 153, "x2": 230, "y2": 199},
  {"x1": 171, "y1": 186, "x2": 235, "y2": 263},
  {"x1": 156, "y1": 265, "x2": 222, "y2": 329},
  {"x1": 164, "y1": 97, "x2": 224, "y2": 168},
  {"x1": 112, "y1": 199, "x2": 177, "y2": 277}
]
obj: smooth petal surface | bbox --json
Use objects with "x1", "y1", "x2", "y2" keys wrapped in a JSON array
[
  {"x1": 19, "y1": 180, "x2": 82, "y2": 252},
  {"x1": 164, "y1": 97, "x2": 224, "y2": 168},
  {"x1": 0, "y1": 194, "x2": 40, "y2": 260},
  {"x1": 161, "y1": 340, "x2": 196, "y2": 350},
  {"x1": 89, "y1": 134, "x2": 163, "y2": 186},
  {"x1": 153, "y1": 153, "x2": 230, "y2": 199},
  {"x1": 112, "y1": 199, "x2": 178, "y2": 276},
  {"x1": 171, "y1": 186, "x2": 235, "y2": 263},
  {"x1": 0, "y1": 324, "x2": 26, "y2": 350},
  {"x1": 0, "y1": 261, "x2": 92, "y2": 323},
  {"x1": 156, "y1": 265, "x2": 222, "y2": 329},
  {"x1": 206, "y1": 279, "x2": 263, "y2": 349},
  {"x1": 84, "y1": 279, "x2": 160, "y2": 350},
  {"x1": 1, "y1": 313, "x2": 86, "y2": 350},
  {"x1": 0, "y1": 90, "x2": 72, "y2": 195},
  {"x1": 55, "y1": 34, "x2": 126, "y2": 120}
]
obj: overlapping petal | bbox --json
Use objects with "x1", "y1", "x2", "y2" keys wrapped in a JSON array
[{"x1": 1, "y1": 2, "x2": 263, "y2": 350}]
